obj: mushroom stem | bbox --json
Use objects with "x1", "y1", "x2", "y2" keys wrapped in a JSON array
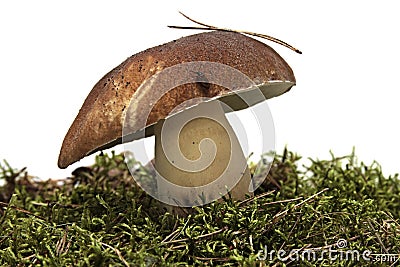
[{"x1": 154, "y1": 100, "x2": 252, "y2": 208}]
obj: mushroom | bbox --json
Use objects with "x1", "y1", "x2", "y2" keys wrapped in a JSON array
[{"x1": 58, "y1": 31, "x2": 295, "y2": 207}]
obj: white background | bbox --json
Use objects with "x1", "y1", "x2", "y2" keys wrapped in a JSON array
[{"x1": 1, "y1": 1, "x2": 399, "y2": 179}]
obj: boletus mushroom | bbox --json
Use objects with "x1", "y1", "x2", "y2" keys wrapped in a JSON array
[{"x1": 58, "y1": 31, "x2": 296, "y2": 209}]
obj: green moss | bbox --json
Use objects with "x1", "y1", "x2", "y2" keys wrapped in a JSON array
[{"x1": 0, "y1": 149, "x2": 399, "y2": 266}]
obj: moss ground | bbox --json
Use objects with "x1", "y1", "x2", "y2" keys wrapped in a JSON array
[{"x1": 1, "y1": 149, "x2": 399, "y2": 266}]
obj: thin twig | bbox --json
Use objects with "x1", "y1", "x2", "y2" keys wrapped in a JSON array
[
  {"x1": 0, "y1": 231, "x2": 13, "y2": 244},
  {"x1": 169, "y1": 11, "x2": 302, "y2": 54},
  {"x1": 170, "y1": 244, "x2": 187, "y2": 250},
  {"x1": 21, "y1": 254, "x2": 36, "y2": 261},
  {"x1": 101, "y1": 242, "x2": 130, "y2": 267},
  {"x1": 168, "y1": 219, "x2": 180, "y2": 242},
  {"x1": 0, "y1": 201, "x2": 45, "y2": 220},
  {"x1": 263, "y1": 197, "x2": 303, "y2": 206},
  {"x1": 192, "y1": 256, "x2": 231, "y2": 262},
  {"x1": 195, "y1": 226, "x2": 228, "y2": 240},
  {"x1": 161, "y1": 226, "x2": 180, "y2": 244},
  {"x1": 162, "y1": 226, "x2": 228, "y2": 245},
  {"x1": 278, "y1": 212, "x2": 303, "y2": 251},
  {"x1": 56, "y1": 226, "x2": 69, "y2": 256},
  {"x1": 389, "y1": 258, "x2": 400, "y2": 267},
  {"x1": 238, "y1": 190, "x2": 275, "y2": 206},
  {"x1": 273, "y1": 188, "x2": 329, "y2": 223},
  {"x1": 368, "y1": 219, "x2": 389, "y2": 254}
]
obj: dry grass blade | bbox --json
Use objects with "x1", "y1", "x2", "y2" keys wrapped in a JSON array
[
  {"x1": 238, "y1": 190, "x2": 275, "y2": 206},
  {"x1": 193, "y1": 256, "x2": 231, "y2": 262},
  {"x1": 0, "y1": 201, "x2": 45, "y2": 220},
  {"x1": 162, "y1": 226, "x2": 230, "y2": 246},
  {"x1": 161, "y1": 224, "x2": 180, "y2": 244},
  {"x1": 273, "y1": 188, "x2": 329, "y2": 223},
  {"x1": 55, "y1": 227, "x2": 69, "y2": 256},
  {"x1": 169, "y1": 11, "x2": 302, "y2": 54},
  {"x1": 195, "y1": 226, "x2": 228, "y2": 240},
  {"x1": 368, "y1": 219, "x2": 389, "y2": 254},
  {"x1": 101, "y1": 242, "x2": 129, "y2": 267},
  {"x1": 262, "y1": 197, "x2": 303, "y2": 206}
]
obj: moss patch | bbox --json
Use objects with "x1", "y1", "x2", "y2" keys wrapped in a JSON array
[{"x1": 1, "y1": 149, "x2": 399, "y2": 266}]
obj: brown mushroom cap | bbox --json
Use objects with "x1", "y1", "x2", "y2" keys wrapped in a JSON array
[{"x1": 58, "y1": 31, "x2": 296, "y2": 169}]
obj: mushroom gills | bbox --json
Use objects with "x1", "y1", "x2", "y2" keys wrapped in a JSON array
[
  {"x1": 154, "y1": 100, "x2": 252, "y2": 207},
  {"x1": 219, "y1": 81, "x2": 295, "y2": 112}
]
